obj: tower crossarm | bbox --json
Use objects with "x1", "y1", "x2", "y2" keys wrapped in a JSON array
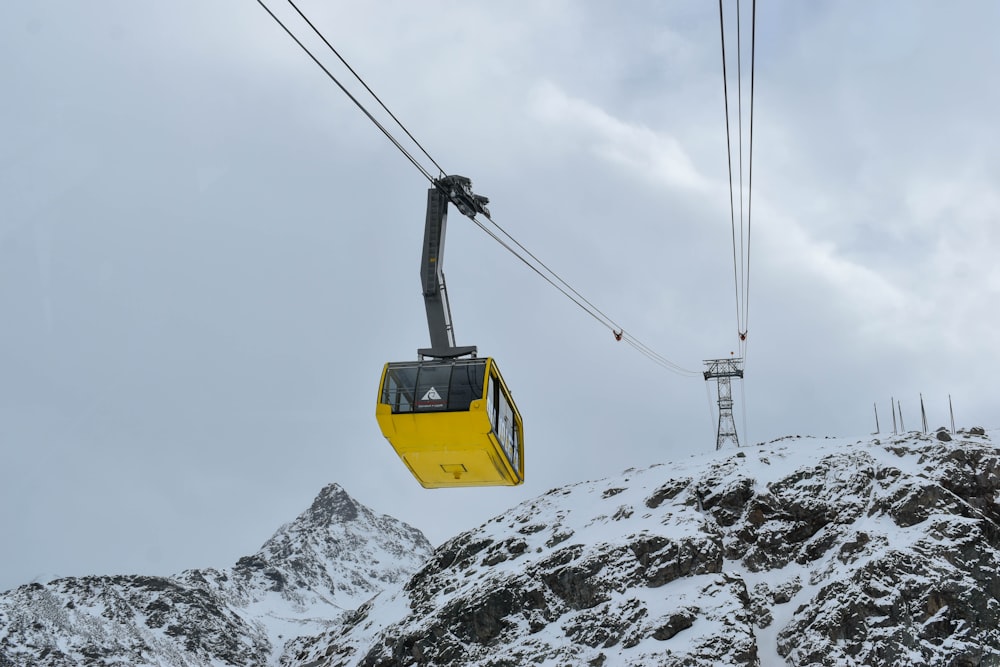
[{"x1": 703, "y1": 357, "x2": 745, "y2": 380}]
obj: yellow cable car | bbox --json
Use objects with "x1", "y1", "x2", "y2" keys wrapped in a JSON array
[
  {"x1": 376, "y1": 357, "x2": 523, "y2": 488},
  {"x1": 376, "y1": 175, "x2": 525, "y2": 488}
]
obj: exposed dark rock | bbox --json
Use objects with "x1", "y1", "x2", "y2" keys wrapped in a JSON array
[
  {"x1": 886, "y1": 482, "x2": 964, "y2": 527},
  {"x1": 630, "y1": 534, "x2": 722, "y2": 586},
  {"x1": 481, "y1": 537, "x2": 529, "y2": 566},
  {"x1": 537, "y1": 545, "x2": 608, "y2": 610},
  {"x1": 545, "y1": 529, "x2": 575, "y2": 548},
  {"x1": 838, "y1": 531, "x2": 871, "y2": 563},
  {"x1": 700, "y1": 475, "x2": 755, "y2": 526},
  {"x1": 306, "y1": 483, "x2": 360, "y2": 523},
  {"x1": 612, "y1": 505, "x2": 634, "y2": 521},
  {"x1": 652, "y1": 608, "x2": 696, "y2": 640},
  {"x1": 565, "y1": 598, "x2": 647, "y2": 648},
  {"x1": 517, "y1": 522, "x2": 547, "y2": 535},
  {"x1": 645, "y1": 478, "x2": 691, "y2": 509}
]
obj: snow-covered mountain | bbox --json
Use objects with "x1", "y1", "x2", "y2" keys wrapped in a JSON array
[
  {"x1": 2, "y1": 431, "x2": 999, "y2": 666},
  {"x1": 0, "y1": 483, "x2": 432, "y2": 666},
  {"x1": 292, "y1": 429, "x2": 1000, "y2": 667}
]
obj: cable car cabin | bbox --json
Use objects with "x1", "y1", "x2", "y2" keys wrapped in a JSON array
[{"x1": 376, "y1": 357, "x2": 524, "y2": 488}]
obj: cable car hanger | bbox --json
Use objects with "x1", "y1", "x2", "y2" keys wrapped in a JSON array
[
  {"x1": 376, "y1": 176, "x2": 525, "y2": 488},
  {"x1": 418, "y1": 175, "x2": 489, "y2": 360}
]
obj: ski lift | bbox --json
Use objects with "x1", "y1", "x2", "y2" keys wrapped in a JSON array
[
  {"x1": 377, "y1": 357, "x2": 523, "y2": 488},
  {"x1": 375, "y1": 177, "x2": 524, "y2": 488}
]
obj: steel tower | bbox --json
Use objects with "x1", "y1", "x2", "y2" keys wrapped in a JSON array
[{"x1": 703, "y1": 357, "x2": 744, "y2": 450}]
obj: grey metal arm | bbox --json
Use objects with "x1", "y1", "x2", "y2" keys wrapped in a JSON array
[{"x1": 417, "y1": 175, "x2": 489, "y2": 360}]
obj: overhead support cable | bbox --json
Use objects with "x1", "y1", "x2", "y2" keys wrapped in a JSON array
[
  {"x1": 718, "y1": 0, "x2": 756, "y2": 360},
  {"x1": 471, "y1": 211, "x2": 700, "y2": 377},
  {"x1": 256, "y1": 0, "x2": 700, "y2": 377},
  {"x1": 254, "y1": 0, "x2": 436, "y2": 183},
  {"x1": 744, "y1": 0, "x2": 757, "y2": 353},
  {"x1": 718, "y1": 0, "x2": 742, "y2": 342},
  {"x1": 284, "y1": 0, "x2": 447, "y2": 179},
  {"x1": 736, "y1": 0, "x2": 746, "y2": 342}
]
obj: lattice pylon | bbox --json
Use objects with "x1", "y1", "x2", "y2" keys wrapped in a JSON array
[{"x1": 704, "y1": 357, "x2": 744, "y2": 450}]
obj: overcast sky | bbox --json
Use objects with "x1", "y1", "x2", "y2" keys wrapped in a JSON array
[{"x1": 2, "y1": 1, "x2": 998, "y2": 594}]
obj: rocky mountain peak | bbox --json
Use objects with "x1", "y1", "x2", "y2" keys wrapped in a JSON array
[
  {"x1": 244, "y1": 483, "x2": 432, "y2": 604},
  {"x1": 305, "y1": 483, "x2": 361, "y2": 525}
]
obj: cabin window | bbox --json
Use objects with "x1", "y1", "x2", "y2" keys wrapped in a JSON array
[
  {"x1": 382, "y1": 360, "x2": 486, "y2": 414},
  {"x1": 487, "y1": 373, "x2": 520, "y2": 474},
  {"x1": 447, "y1": 361, "x2": 485, "y2": 411},
  {"x1": 382, "y1": 365, "x2": 417, "y2": 413}
]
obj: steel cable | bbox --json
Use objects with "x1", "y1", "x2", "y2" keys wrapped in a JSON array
[{"x1": 257, "y1": 0, "x2": 700, "y2": 377}]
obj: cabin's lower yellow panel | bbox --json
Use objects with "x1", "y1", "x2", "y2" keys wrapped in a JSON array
[
  {"x1": 401, "y1": 447, "x2": 512, "y2": 488},
  {"x1": 376, "y1": 402, "x2": 520, "y2": 488}
]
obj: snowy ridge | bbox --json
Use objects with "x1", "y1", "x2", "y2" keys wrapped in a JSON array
[
  {"x1": 293, "y1": 431, "x2": 1000, "y2": 667},
  {"x1": 3, "y1": 434, "x2": 999, "y2": 666},
  {"x1": 0, "y1": 484, "x2": 432, "y2": 666}
]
